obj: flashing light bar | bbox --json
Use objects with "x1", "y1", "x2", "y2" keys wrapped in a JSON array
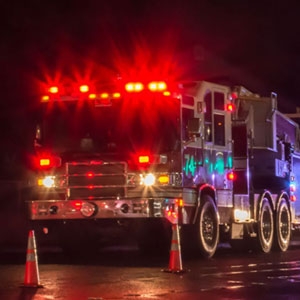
[
  {"x1": 125, "y1": 82, "x2": 144, "y2": 92},
  {"x1": 48, "y1": 86, "x2": 59, "y2": 94},
  {"x1": 79, "y1": 85, "x2": 89, "y2": 93},
  {"x1": 45, "y1": 83, "x2": 90, "y2": 97},
  {"x1": 125, "y1": 81, "x2": 168, "y2": 93},
  {"x1": 100, "y1": 93, "x2": 109, "y2": 99},
  {"x1": 148, "y1": 81, "x2": 167, "y2": 92},
  {"x1": 88, "y1": 92, "x2": 121, "y2": 100},
  {"x1": 112, "y1": 92, "x2": 121, "y2": 98},
  {"x1": 41, "y1": 79, "x2": 171, "y2": 102},
  {"x1": 41, "y1": 95, "x2": 50, "y2": 102}
]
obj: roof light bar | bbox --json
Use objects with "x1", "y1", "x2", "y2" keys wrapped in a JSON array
[
  {"x1": 148, "y1": 81, "x2": 167, "y2": 92},
  {"x1": 79, "y1": 85, "x2": 89, "y2": 93},
  {"x1": 48, "y1": 86, "x2": 59, "y2": 94},
  {"x1": 125, "y1": 82, "x2": 144, "y2": 92}
]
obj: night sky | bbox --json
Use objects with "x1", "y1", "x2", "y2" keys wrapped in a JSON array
[{"x1": 1, "y1": 0, "x2": 300, "y2": 178}]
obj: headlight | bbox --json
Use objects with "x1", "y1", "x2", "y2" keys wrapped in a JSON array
[
  {"x1": 139, "y1": 173, "x2": 170, "y2": 186},
  {"x1": 140, "y1": 173, "x2": 156, "y2": 186},
  {"x1": 38, "y1": 176, "x2": 56, "y2": 188}
]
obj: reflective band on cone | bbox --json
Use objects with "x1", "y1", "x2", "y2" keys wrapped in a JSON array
[
  {"x1": 163, "y1": 224, "x2": 186, "y2": 274},
  {"x1": 21, "y1": 230, "x2": 43, "y2": 288}
]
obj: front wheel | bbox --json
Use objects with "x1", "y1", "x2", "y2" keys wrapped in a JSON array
[
  {"x1": 274, "y1": 198, "x2": 291, "y2": 252},
  {"x1": 196, "y1": 195, "x2": 219, "y2": 258},
  {"x1": 256, "y1": 198, "x2": 274, "y2": 253}
]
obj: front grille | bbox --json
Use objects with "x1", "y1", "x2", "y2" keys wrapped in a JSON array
[
  {"x1": 68, "y1": 175, "x2": 126, "y2": 186},
  {"x1": 66, "y1": 161, "x2": 127, "y2": 199}
]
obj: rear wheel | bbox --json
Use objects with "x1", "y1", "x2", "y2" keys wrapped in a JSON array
[
  {"x1": 256, "y1": 198, "x2": 274, "y2": 253},
  {"x1": 196, "y1": 195, "x2": 219, "y2": 258},
  {"x1": 274, "y1": 198, "x2": 291, "y2": 252}
]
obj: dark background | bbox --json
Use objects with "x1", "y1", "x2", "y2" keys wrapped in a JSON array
[{"x1": 1, "y1": 0, "x2": 300, "y2": 180}]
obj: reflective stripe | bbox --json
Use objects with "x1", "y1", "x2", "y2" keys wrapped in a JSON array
[{"x1": 26, "y1": 252, "x2": 37, "y2": 262}]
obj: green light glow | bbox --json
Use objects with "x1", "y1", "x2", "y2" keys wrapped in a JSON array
[
  {"x1": 227, "y1": 155, "x2": 233, "y2": 168},
  {"x1": 215, "y1": 152, "x2": 224, "y2": 174}
]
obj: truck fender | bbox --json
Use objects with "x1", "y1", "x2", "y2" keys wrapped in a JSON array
[
  {"x1": 275, "y1": 191, "x2": 290, "y2": 211},
  {"x1": 255, "y1": 190, "x2": 274, "y2": 220},
  {"x1": 192, "y1": 183, "x2": 217, "y2": 224}
]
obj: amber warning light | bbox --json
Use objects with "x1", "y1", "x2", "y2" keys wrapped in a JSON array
[{"x1": 139, "y1": 155, "x2": 150, "y2": 164}]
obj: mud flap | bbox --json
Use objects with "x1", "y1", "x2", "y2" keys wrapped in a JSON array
[{"x1": 231, "y1": 223, "x2": 244, "y2": 239}]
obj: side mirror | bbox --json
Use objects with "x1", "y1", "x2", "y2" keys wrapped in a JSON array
[{"x1": 34, "y1": 125, "x2": 42, "y2": 148}]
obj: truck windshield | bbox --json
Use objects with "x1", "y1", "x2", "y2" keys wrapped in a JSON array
[{"x1": 37, "y1": 96, "x2": 180, "y2": 156}]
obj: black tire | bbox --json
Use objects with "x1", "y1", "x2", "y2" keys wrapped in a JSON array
[
  {"x1": 196, "y1": 195, "x2": 219, "y2": 258},
  {"x1": 256, "y1": 198, "x2": 274, "y2": 253},
  {"x1": 274, "y1": 198, "x2": 291, "y2": 252}
]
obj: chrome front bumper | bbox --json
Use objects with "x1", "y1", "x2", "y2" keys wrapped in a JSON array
[{"x1": 27, "y1": 197, "x2": 182, "y2": 224}]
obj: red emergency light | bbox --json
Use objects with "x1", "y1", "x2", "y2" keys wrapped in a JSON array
[
  {"x1": 226, "y1": 103, "x2": 235, "y2": 112},
  {"x1": 79, "y1": 84, "x2": 89, "y2": 93},
  {"x1": 227, "y1": 171, "x2": 236, "y2": 181},
  {"x1": 86, "y1": 172, "x2": 95, "y2": 178},
  {"x1": 290, "y1": 183, "x2": 297, "y2": 201},
  {"x1": 148, "y1": 81, "x2": 167, "y2": 92},
  {"x1": 37, "y1": 155, "x2": 62, "y2": 169},
  {"x1": 48, "y1": 86, "x2": 59, "y2": 94},
  {"x1": 230, "y1": 92, "x2": 238, "y2": 100},
  {"x1": 125, "y1": 81, "x2": 168, "y2": 93},
  {"x1": 70, "y1": 200, "x2": 83, "y2": 211},
  {"x1": 125, "y1": 82, "x2": 144, "y2": 92}
]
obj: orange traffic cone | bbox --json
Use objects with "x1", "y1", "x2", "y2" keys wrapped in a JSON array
[
  {"x1": 21, "y1": 230, "x2": 43, "y2": 288},
  {"x1": 163, "y1": 224, "x2": 186, "y2": 274}
]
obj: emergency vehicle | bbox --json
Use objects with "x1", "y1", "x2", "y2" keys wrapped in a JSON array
[{"x1": 26, "y1": 77, "x2": 300, "y2": 258}]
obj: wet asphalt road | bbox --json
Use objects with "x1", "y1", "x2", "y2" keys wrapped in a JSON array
[
  {"x1": 1, "y1": 184, "x2": 300, "y2": 299},
  {"x1": 2, "y1": 240, "x2": 300, "y2": 299}
]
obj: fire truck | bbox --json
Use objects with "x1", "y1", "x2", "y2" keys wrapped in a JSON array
[{"x1": 26, "y1": 77, "x2": 300, "y2": 258}]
